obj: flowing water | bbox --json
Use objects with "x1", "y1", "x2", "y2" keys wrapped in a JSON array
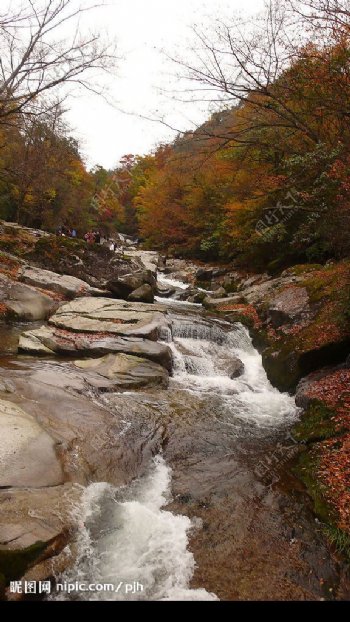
[{"x1": 49, "y1": 285, "x2": 350, "y2": 601}]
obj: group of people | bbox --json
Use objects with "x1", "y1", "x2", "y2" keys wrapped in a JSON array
[
  {"x1": 56, "y1": 225, "x2": 112, "y2": 248},
  {"x1": 83, "y1": 231, "x2": 101, "y2": 244},
  {"x1": 56, "y1": 226, "x2": 77, "y2": 238}
]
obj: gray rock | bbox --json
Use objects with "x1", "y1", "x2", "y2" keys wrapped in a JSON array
[
  {"x1": 0, "y1": 273, "x2": 57, "y2": 321},
  {"x1": 202, "y1": 294, "x2": 244, "y2": 310},
  {"x1": 156, "y1": 283, "x2": 176, "y2": 298},
  {"x1": 107, "y1": 270, "x2": 156, "y2": 299},
  {"x1": 268, "y1": 286, "x2": 310, "y2": 327},
  {"x1": 187, "y1": 290, "x2": 206, "y2": 304},
  {"x1": 128, "y1": 283, "x2": 154, "y2": 304},
  {"x1": 212, "y1": 287, "x2": 227, "y2": 299},
  {"x1": 223, "y1": 276, "x2": 238, "y2": 293},
  {"x1": 74, "y1": 353, "x2": 169, "y2": 389},
  {"x1": 0, "y1": 359, "x2": 160, "y2": 485},
  {"x1": 47, "y1": 297, "x2": 169, "y2": 340},
  {"x1": 0, "y1": 399, "x2": 64, "y2": 488},
  {"x1": 212, "y1": 268, "x2": 227, "y2": 278},
  {"x1": 19, "y1": 265, "x2": 91, "y2": 299},
  {"x1": 227, "y1": 357, "x2": 245, "y2": 379},
  {"x1": 18, "y1": 325, "x2": 172, "y2": 371},
  {"x1": 196, "y1": 267, "x2": 213, "y2": 281},
  {"x1": 123, "y1": 250, "x2": 159, "y2": 274},
  {"x1": 0, "y1": 484, "x2": 79, "y2": 550},
  {"x1": 157, "y1": 255, "x2": 167, "y2": 271}
]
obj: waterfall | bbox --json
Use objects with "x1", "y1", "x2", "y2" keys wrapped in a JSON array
[{"x1": 167, "y1": 315, "x2": 297, "y2": 428}]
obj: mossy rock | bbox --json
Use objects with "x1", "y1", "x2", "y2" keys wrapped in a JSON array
[
  {"x1": 282, "y1": 264, "x2": 323, "y2": 277},
  {"x1": 197, "y1": 280, "x2": 211, "y2": 289},
  {"x1": 0, "y1": 541, "x2": 47, "y2": 586},
  {"x1": 223, "y1": 282, "x2": 238, "y2": 294},
  {"x1": 224, "y1": 311, "x2": 255, "y2": 330},
  {"x1": 292, "y1": 444, "x2": 350, "y2": 564},
  {"x1": 293, "y1": 400, "x2": 340, "y2": 443},
  {"x1": 292, "y1": 448, "x2": 334, "y2": 524},
  {"x1": 28, "y1": 235, "x2": 85, "y2": 258},
  {"x1": 261, "y1": 342, "x2": 299, "y2": 392}
]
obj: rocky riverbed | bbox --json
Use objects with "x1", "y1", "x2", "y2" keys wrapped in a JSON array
[{"x1": 0, "y1": 222, "x2": 349, "y2": 601}]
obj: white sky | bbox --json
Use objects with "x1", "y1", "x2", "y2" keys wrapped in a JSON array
[{"x1": 64, "y1": 0, "x2": 265, "y2": 169}]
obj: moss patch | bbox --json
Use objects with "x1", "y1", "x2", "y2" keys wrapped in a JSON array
[
  {"x1": 0, "y1": 541, "x2": 47, "y2": 586},
  {"x1": 292, "y1": 447, "x2": 334, "y2": 524},
  {"x1": 293, "y1": 400, "x2": 339, "y2": 443}
]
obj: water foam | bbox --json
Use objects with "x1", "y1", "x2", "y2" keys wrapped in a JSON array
[
  {"x1": 53, "y1": 457, "x2": 218, "y2": 601},
  {"x1": 168, "y1": 318, "x2": 297, "y2": 428}
]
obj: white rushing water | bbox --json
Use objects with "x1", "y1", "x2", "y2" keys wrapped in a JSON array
[
  {"x1": 54, "y1": 457, "x2": 218, "y2": 601},
  {"x1": 167, "y1": 316, "x2": 297, "y2": 429},
  {"x1": 158, "y1": 275, "x2": 190, "y2": 290}
]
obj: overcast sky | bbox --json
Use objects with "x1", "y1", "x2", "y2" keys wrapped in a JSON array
[{"x1": 65, "y1": 0, "x2": 264, "y2": 169}]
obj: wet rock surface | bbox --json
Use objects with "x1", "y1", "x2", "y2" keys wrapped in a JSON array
[
  {"x1": 74, "y1": 353, "x2": 169, "y2": 389},
  {"x1": 48, "y1": 297, "x2": 169, "y2": 339},
  {"x1": 0, "y1": 399, "x2": 64, "y2": 488},
  {"x1": 18, "y1": 325, "x2": 172, "y2": 370},
  {"x1": 0, "y1": 273, "x2": 58, "y2": 321},
  {"x1": 19, "y1": 265, "x2": 92, "y2": 299}
]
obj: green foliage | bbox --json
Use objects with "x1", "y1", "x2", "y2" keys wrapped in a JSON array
[
  {"x1": 323, "y1": 525, "x2": 350, "y2": 561},
  {"x1": 293, "y1": 401, "x2": 339, "y2": 443}
]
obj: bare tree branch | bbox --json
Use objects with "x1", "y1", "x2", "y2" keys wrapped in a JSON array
[{"x1": 0, "y1": 0, "x2": 118, "y2": 123}]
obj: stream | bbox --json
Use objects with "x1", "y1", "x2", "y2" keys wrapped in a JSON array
[{"x1": 47, "y1": 275, "x2": 349, "y2": 601}]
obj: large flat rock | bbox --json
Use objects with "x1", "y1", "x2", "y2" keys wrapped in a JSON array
[
  {"x1": 48, "y1": 297, "x2": 169, "y2": 340},
  {"x1": 0, "y1": 359, "x2": 155, "y2": 486},
  {"x1": 18, "y1": 325, "x2": 172, "y2": 370},
  {"x1": 75, "y1": 353, "x2": 169, "y2": 389},
  {"x1": 0, "y1": 273, "x2": 57, "y2": 321},
  {"x1": 0, "y1": 399, "x2": 64, "y2": 488},
  {"x1": 0, "y1": 484, "x2": 79, "y2": 551},
  {"x1": 19, "y1": 265, "x2": 91, "y2": 299}
]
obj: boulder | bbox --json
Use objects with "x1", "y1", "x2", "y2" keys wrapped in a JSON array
[
  {"x1": 0, "y1": 273, "x2": 57, "y2": 321},
  {"x1": 0, "y1": 484, "x2": 79, "y2": 552},
  {"x1": 157, "y1": 255, "x2": 167, "y2": 271},
  {"x1": 187, "y1": 291, "x2": 206, "y2": 304},
  {"x1": 19, "y1": 265, "x2": 91, "y2": 299},
  {"x1": 212, "y1": 268, "x2": 227, "y2": 278},
  {"x1": 211, "y1": 287, "x2": 227, "y2": 299},
  {"x1": 0, "y1": 483, "x2": 80, "y2": 593},
  {"x1": 267, "y1": 286, "x2": 310, "y2": 327},
  {"x1": 223, "y1": 276, "x2": 238, "y2": 293},
  {"x1": 18, "y1": 326, "x2": 172, "y2": 371},
  {"x1": 195, "y1": 267, "x2": 213, "y2": 282},
  {"x1": 128, "y1": 283, "x2": 154, "y2": 304},
  {"x1": 106, "y1": 270, "x2": 156, "y2": 299},
  {"x1": 0, "y1": 399, "x2": 64, "y2": 488},
  {"x1": 47, "y1": 297, "x2": 169, "y2": 340},
  {"x1": 74, "y1": 353, "x2": 169, "y2": 389},
  {"x1": 227, "y1": 357, "x2": 245, "y2": 379},
  {"x1": 156, "y1": 282, "x2": 176, "y2": 298},
  {"x1": 122, "y1": 250, "x2": 159, "y2": 274}
]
